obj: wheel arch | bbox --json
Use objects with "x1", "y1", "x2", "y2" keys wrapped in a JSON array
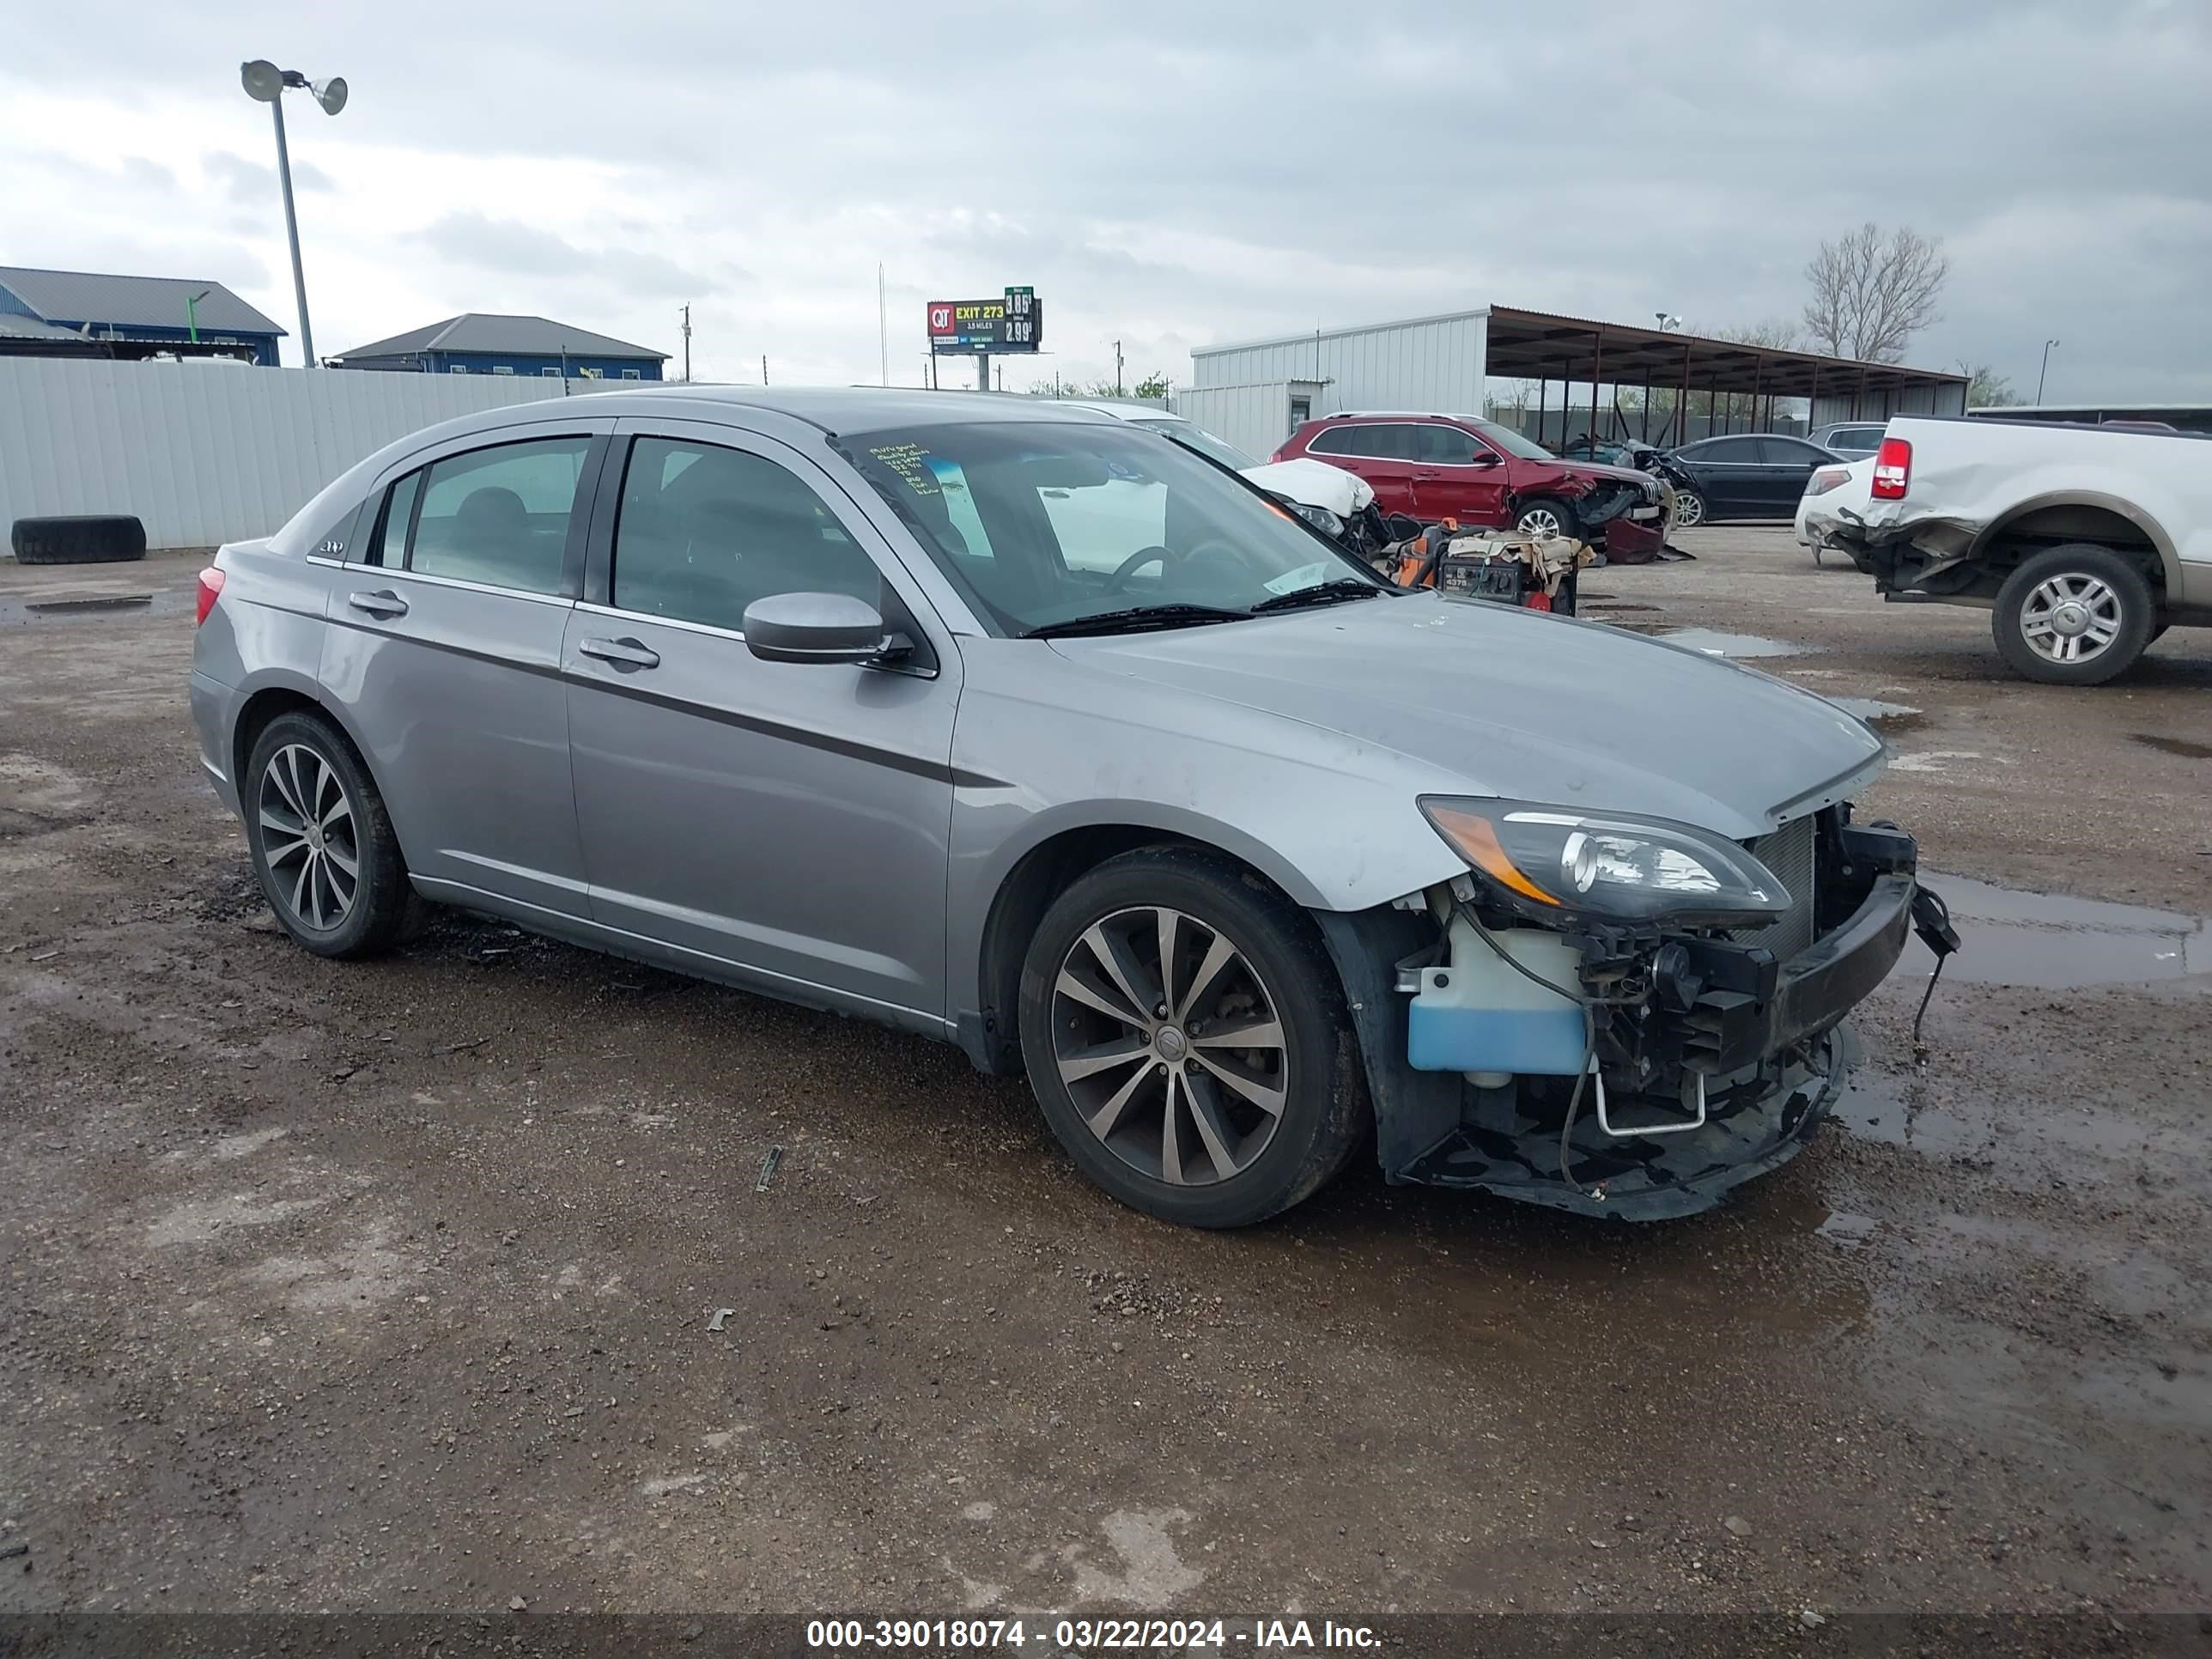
[
  {"x1": 963, "y1": 818, "x2": 1329, "y2": 1075},
  {"x1": 1974, "y1": 492, "x2": 2178, "y2": 594},
  {"x1": 230, "y1": 678, "x2": 410, "y2": 866}
]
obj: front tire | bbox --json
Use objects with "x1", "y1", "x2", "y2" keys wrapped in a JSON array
[
  {"x1": 1992, "y1": 544, "x2": 2154, "y2": 686},
  {"x1": 1514, "y1": 499, "x2": 1577, "y2": 542},
  {"x1": 1670, "y1": 489, "x2": 1707, "y2": 529},
  {"x1": 1017, "y1": 848, "x2": 1367, "y2": 1228},
  {"x1": 244, "y1": 711, "x2": 416, "y2": 958}
]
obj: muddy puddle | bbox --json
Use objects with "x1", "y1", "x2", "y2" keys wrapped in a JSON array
[
  {"x1": 0, "y1": 590, "x2": 189, "y2": 625},
  {"x1": 2133, "y1": 733, "x2": 2212, "y2": 761},
  {"x1": 1904, "y1": 871, "x2": 2208, "y2": 987},
  {"x1": 1642, "y1": 627, "x2": 1811, "y2": 658},
  {"x1": 1829, "y1": 1071, "x2": 1990, "y2": 1158},
  {"x1": 1830, "y1": 696, "x2": 1925, "y2": 732}
]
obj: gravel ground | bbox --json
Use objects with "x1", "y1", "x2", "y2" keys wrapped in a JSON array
[{"x1": 0, "y1": 532, "x2": 2206, "y2": 1629}]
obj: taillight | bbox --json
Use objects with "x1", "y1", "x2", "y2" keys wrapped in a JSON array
[
  {"x1": 1804, "y1": 466, "x2": 1850, "y2": 497},
  {"x1": 1871, "y1": 437, "x2": 1911, "y2": 499},
  {"x1": 195, "y1": 567, "x2": 226, "y2": 626}
]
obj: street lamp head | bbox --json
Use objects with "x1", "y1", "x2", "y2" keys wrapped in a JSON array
[
  {"x1": 312, "y1": 76, "x2": 348, "y2": 116},
  {"x1": 240, "y1": 58, "x2": 283, "y2": 101}
]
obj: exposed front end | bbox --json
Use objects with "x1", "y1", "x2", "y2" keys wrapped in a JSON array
[{"x1": 1320, "y1": 802, "x2": 1929, "y2": 1220}]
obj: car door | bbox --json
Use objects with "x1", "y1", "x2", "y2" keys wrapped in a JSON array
[
  {"x1": 1410, "y1": 422, "x2": 1510, "y2": 526},
  {"x1": 1756, "y1": 437, "x2": 1836, "y2": 514},
  {"x1": 1306, "y1": 423, "x2": 1420, "y2": 515},
  {"x1": 1678, "y1": 437, "x2": 1764, "y2": 518},
  {"x1": 318, "y1": 420, "x2": 613, "y2": 916},
  {"x1": 561, "y1": 418, "x2": 959, "y2": 1023}
]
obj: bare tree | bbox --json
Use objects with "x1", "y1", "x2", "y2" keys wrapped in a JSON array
[
  {"x1": 1802, "y1": 223, "x2": 1948, "y2": 362},
  {"x1": 1954, "y1": 360, "x2": 2021, "y2": 407}
]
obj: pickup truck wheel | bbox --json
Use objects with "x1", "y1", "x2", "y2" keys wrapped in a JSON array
[
  {"x1": 1017, "y1": 848, "x2": 1366, "y2": 1229},
  {"x1": 1514, "y1": 500, "x2": 1577, "y2": 542},
  {"x1": 1670, "y1": 489, "x2": 1707, "y2": 529},
  {"x1": 1993, "y1": 544, "x2": 2155, "y2": 686}
]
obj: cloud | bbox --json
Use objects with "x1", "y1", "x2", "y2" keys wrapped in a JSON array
[
  {"x1": 0, "y1": 0, "x2": 2205, "y2": 392},
  {"x1": 203, "y1": 149, "x2": 335, "y2": 206},
  {"x1": 410, "y1": 210, "x2": 711, "y2": 300}
]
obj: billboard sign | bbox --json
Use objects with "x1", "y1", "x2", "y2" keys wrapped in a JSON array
[{"x1": 927, "y1": 286, "x2": 1042, "y2": 354}]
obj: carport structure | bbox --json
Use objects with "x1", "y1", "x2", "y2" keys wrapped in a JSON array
[{"x1": 1484, "y1": 307, "x2": 1969, "y2": 448}]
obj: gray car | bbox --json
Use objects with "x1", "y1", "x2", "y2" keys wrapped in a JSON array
[{"x1": 190, "y1": 388, "x2": 1940, "y2": 1227}]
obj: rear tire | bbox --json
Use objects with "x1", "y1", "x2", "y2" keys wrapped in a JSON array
[
  {"x1": 1017, "y1": 848, "x2": 1367, "y2": 1229},
  {"x1": 1670, "y1": 489, "x2": 1707, "y2": 529},
  {"x1": 1992, "y1": 544, "x2": 2154, "y2": 686},
  {"x1": 10, "y1": 514, "x2": 147, "y2": 564},
  {"x1": 244, "y1": 711, "x2": 416, "y2": 959}
]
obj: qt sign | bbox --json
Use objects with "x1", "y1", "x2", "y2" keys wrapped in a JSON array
[{"x1": 926, "y1": 286, "x2": 1042, "y2": 355}]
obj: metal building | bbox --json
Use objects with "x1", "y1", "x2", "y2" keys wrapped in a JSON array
[
  {"x1": 0, "y1": 266, "x2": 284, "y2": 365},
  {"x1": 1182, "y1": 310, "x2": 1488, "y2": 459},
  {"x1": 329, "y1": 313, "x2": 667, "y2": 380},
  {"x1": 1178, "y1": 305, "x2": 1969, "y2": 460}
]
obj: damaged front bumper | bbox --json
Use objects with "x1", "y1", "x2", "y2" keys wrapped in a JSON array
[{"x1": 1314, "y1": 823, "x2": 1922, "y2": 1221}]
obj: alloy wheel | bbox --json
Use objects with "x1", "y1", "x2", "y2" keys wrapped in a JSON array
[
  {"x1": 1672, "y1": 490, "x2": 1705, "y2": 528},
  {"x1": 2020, "y1": 573, "x2": 2122, "y2": 664},
  {"x1": 1049, "y1": 906, "x2": 1289, "y2": 1187},
  {"x1": 1516, "y1": 507, "x2": 1565, "y2": 540},
  {"x1": 258, "y1": 743, "x2": 360, "y2": 931}
]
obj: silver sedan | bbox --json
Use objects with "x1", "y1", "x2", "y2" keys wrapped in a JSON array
[{"x1": 191, "y1": 388, "x2": 1933, "y2": 1226}]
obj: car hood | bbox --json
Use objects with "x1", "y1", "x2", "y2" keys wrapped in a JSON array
[
  {"x1": 1549, "y1": 459, "x2": 1661, "y2": 489},
  {"x1": 1241, "y1": 457, "x2": 1376, "y2": 516},
  {"x1": 1050, "y1": 595, "x2": 1884, "y2": 840}
]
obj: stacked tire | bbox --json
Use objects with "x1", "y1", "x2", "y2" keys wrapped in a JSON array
[{"x1": 9, "y1": 516, "x2": 147, "y2": 565}]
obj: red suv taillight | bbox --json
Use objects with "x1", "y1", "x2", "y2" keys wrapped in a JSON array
[
  {"x1": 194, "y1": 567, "x2": 226, "y2": 626},
  {"x1": 1870, "y1": 437, "x2": 1911, "y2": 499}
]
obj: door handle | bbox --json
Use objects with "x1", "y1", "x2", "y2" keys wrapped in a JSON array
[
  {"x1": 577, "y1": 635, "x2": 661, "y2": 670},
  {"x1": 346, "y1": 589, "x2": 409, "y2": 618},
  {"x1": 1412, "y1": 470, "x2": 1442, "y2": 480}
]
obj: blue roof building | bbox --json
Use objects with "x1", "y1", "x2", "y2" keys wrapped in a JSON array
[
  {"x1": 0, "y1": 266, "x2": 285, "y2": 363},
  {"x1": 329, "y1": 313, "x2": 667, "y2": 380}
]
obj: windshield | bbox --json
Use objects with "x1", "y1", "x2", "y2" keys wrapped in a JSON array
[
  {"x1": 1468, "y1": 417, "x2": 1556, "y2": 461},
  {"x1": 1132, "y1": 418, "x2": 1260, "y2": 471},
  {"x1": 844, "y1": 420, "x2": 1382, "y2": 635}
]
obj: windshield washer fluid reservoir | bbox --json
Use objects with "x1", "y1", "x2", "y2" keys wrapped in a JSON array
[{"x1": 1407, "y1": 920, "x2": 1587, "y2": 1079}]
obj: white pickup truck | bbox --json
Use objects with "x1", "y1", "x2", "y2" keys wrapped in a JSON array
[{"x1": 1815, "y1": 415, "x2": 2212, "y2": 684}]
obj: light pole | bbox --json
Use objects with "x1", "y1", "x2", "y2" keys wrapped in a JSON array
[
  {"x1": 2036, "y1": 338, "x2": 2060, "y2": 404},
  {"x1": 240, "y1": 59, "x2": 347, "y2": 368},
  {"x1": 185, "y1": 289, "x2": 210, "y2": 344}
]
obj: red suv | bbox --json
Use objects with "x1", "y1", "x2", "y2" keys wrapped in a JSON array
[{"x1": 1273, "y1": 412, "x2": 1667, "y2": 556}]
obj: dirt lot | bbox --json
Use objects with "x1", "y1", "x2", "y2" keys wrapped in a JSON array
[{"x1": 1, "y1": 531, "x2": 2207, "y2": 1628}]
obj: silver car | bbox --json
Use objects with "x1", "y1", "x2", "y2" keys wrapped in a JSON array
[{"x1": 190, "y1": 388, "x2": 1938, "y2": 1227}]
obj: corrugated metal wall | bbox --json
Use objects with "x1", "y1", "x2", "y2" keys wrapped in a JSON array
[
  {"x1": 1174, "y1": 382, "x2": 1310, "y2": 461},
  {"x1": 1811, "y1": 379, "x2": 1967, "y2": 428},
  {"x1": 1191, "y1": 312, "x2": 1489, "y2": 415},
  {"x1": 0, "y1": 360, "x2": 603, "y2": 550}
]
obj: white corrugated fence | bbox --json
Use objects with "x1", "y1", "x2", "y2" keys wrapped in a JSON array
[{"x1": 0, "y1": 359, "x2": 624, "y2": 551}]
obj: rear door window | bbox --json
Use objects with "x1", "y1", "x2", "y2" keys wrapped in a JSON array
[{"x1": 409, "y1": 437, "x2": 593, "y2": 594}]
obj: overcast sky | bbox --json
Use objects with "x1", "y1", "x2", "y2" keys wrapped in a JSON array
[{"x1": 5, "y1": 0, "x2": 2207, "y2": 402}]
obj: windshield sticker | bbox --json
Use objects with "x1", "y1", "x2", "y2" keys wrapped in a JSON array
[{"x1": 867, "y1": 441, "x2": 940, "y2": 499}]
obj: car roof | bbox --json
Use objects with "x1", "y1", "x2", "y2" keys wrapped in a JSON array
[
  {"x1": 1048, "y1": 398, "x2": 1186, "y2": 423},
  {"x1": 1321, "y1": 410, "x2": 1482, "y2": 422},
  {"x1": 431, "y1": 385, "x2": 1130, "y2": 440}
]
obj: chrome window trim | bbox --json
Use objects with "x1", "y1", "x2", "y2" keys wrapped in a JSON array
[{"x1": 331, "y1": 562, "x2": 576, "y2": 607}]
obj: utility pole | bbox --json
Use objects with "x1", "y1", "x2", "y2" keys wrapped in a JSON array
[
  {"x1": 878, "y1": 264, "x2": 888, "y2": 386},
  {"x1": 977, "y1": 353, "x2": 989, "y2": 393},
  {"x1": 1113, "y1": 339, "x2": 1124, "y2": 398},
  {"x1": 2037, "y1": 338, "x2": 2060, "y2": 404},
  {"x1": 761, "y1": 354, "x2": 769, "y2": 386},
  {"x1": 995, "y1": 363, "x2": 1004, "y2": 392},
  {"x1": 680, "y1": 304, "x2": 691, "y2": 382}
]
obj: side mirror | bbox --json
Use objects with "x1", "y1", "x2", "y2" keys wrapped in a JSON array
[
  {"x1": 1468, "y1": 452, "x2": 1501, "y2": 467},
  {"x1": 741, "y1": 592, "x2": 895, "y2": 665}
]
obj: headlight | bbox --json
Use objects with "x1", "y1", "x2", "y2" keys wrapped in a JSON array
[
  {"x1": 1419, "y1": 797, "x2": 1792, "y2": 927},
  {"x1": 1286, "y1": 501, "x2": 1345, "y2": 538}
]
